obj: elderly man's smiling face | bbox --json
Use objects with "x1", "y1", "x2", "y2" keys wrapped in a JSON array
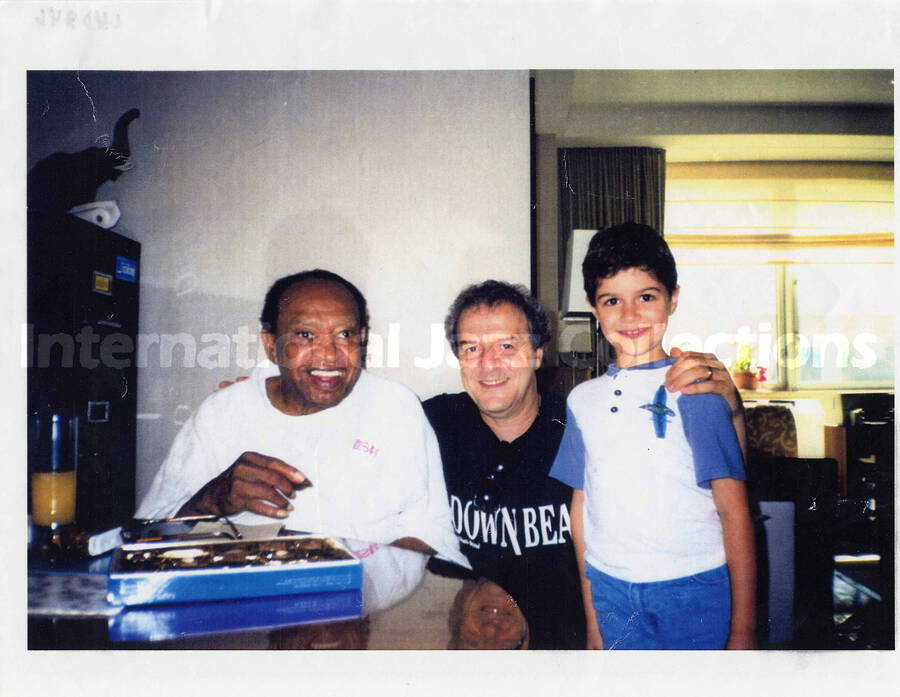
[{"x1": 262, "y1": 279, "x2": 366, "y2": 415}]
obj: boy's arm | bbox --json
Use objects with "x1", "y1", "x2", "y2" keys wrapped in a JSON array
[
  {"x1": 710, "y1": 477, "x2": 757, "y2": 650},
  {"x1": 571, "y1": 489, "x2": 604, "y2": 650}
]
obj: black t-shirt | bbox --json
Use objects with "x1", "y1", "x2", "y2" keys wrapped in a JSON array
[{"x1": 424, "y1": 391, "x2": 586, "y2": 650}]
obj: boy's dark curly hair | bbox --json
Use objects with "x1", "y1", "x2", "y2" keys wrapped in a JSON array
[{"x1": 582, "y1": 222, "x2": 677, "y2": 303}]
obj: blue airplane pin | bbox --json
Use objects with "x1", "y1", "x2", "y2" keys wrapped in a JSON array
[{"x1": 640, "y1": 385, "x2": 675, "y2": 438}]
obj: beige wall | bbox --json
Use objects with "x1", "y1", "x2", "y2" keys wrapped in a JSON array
[{"x1": 28, "y1": 71, "x2": 532, "y2": 501}]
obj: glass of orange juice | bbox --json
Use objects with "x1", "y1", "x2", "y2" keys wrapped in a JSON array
[
  {"x1": 31, "y1": 470, "x2": 77, "y2": 527},
  {"x1": 30, "y1": 412, "x2": 77, "y2": 529}
]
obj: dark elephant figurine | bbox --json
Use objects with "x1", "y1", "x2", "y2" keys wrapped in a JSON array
[{"x1": 28, "y1": 108, "x2": 140, "y2": 213}]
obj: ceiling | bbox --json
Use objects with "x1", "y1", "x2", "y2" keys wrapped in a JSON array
[{"x1": 533, "y1": 70, "x2": 894, "y2": 162}]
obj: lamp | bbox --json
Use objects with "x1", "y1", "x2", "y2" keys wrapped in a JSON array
[
  {"x1": 560, "y1": 228, "x2": 617, "y2": 375},
  {"x1": 561, "y1": 229, "x2": 596, "y2": 317}
]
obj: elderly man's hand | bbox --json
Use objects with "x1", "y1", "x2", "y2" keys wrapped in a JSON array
[{"x1": 177, "y1": 451, "x2": 311, "y2": 519}]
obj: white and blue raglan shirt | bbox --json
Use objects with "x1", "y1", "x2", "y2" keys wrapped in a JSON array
[{"x1": 549, "y1": 357, "x2": 745, "y2": 583}]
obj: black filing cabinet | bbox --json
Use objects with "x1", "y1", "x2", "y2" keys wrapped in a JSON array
[{"x1": 27, "y1": 209, "x2": 140, "y2": 532}]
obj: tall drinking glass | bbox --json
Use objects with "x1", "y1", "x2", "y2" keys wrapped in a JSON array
[{"x1": 30, "y1": 412, "x2": 78, "y2": 529}]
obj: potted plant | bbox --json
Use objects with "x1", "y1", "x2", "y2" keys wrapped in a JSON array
[{"x1": 731, "y1": 344, "x2": 766, "y2": 390}]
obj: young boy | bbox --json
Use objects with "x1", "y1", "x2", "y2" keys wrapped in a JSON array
[{"x1": 549, "y1": 223, "x2": 757, "y2": 650}]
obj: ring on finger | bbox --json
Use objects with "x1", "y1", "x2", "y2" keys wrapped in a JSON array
[{"x1": 706, "y1": 366, "x2": 714, "y2": 381}]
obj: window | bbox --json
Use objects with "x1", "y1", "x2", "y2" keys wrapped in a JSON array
[
  {"x1": 668, "y1": 251, "x2": 894, "y2": 389},
  {"x1": 664, "y1": 162, "x2": 894, "y2": 390},
  {"x1": 667, "y1": 261, "x2": 781, "y2": 385},
  {"x1": 791, "y1": 262, "x2": 894, "y2": 387}
]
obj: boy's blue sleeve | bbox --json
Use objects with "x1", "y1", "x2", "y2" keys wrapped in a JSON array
[
  {"x1": 549, "y1": 405, "x2": 587, "y2": 490},
  {"x1": 677, "y1": 393, "x2": 745, "y2": 489}
]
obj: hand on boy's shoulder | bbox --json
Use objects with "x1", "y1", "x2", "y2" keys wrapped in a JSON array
[{"x1": 665, "y1": 348, "x2": 740, "y2": 414}]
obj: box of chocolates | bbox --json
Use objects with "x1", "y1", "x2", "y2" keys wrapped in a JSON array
[{"x1": 107, "y1": 535, "x2": 362, "y2": 606}]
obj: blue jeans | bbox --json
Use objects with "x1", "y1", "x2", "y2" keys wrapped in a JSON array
[{"x1": 586, "y1": 563, "x2": 731, "y2": 650}]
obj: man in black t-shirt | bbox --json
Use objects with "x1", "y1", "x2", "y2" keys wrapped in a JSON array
[
  {"x1": 425, "y1": 280, "x2": 745, "y2": 649},
  {"x1": 426, "y1": 387, "x2": 585, "y2": 648},
  {"x1": 424, "y1": 281, "x2": 583, "y2": 648}
]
